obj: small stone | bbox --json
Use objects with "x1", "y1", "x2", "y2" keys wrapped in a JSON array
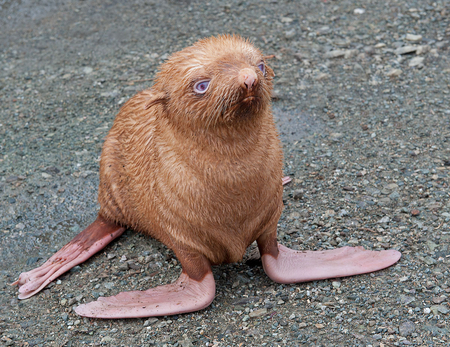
[
  {"x1": 292, "y1": 189, "x2": 303, "y2": 200},
  {"x1": 15, "y1": 223, "x2": 25, "y2": 230},
  {"x1": 385, "y1": 183, "x2": 398, "y2": 190},
  {"x1": 60, "y1": 299, "x2": 67, "y2": 306},
  {"x1": 332, "y1": 281, "x2": 341, "y2": 288},
  {"x1": 423, "y1": 307, "x2": 431, "y2": 314},
  {"x1": 82, "y1": 66, "x2": 93, "y2": 74},
  {"x1": 432, "y1": 297, "x2": 446, "y2": 304},
  {"x1": 426, "y1": 240, "x2": 438, "y2": 251},
  {"x1": 285, "y1": 29, "x2": 296, "y2": 39},
  {"x1": 411, "y1": 209, "x2": 420, "y2": 216},
  {"x1": 298, "y1": 322, "x2": 307, "y2": 328},
  {"x1": 354, "y1": 8, "x2": 365, "y2": 14},
  {"x1": 395, "y1": 46, "x2": 417, "y2": 55},
  {"x1": 386, "y1": 68, "x2": 402, "y2": 77},
  {"x1": 144, "y1": 318, "x2": 158, "y2": 326},
  {"x1": 101, "y1": 336, "x2": 114, "y2": 343},
  {"x1": 249, "y1": 308, "x2": 267, "y2": 318},
  {"x1": 405, "y1": 34, "x2": 422, "y2": 42},
  {"x1": 315, "y1": 323, "x2": 325, "y2": 329},
  {"x1": 104, "y1": 282, "x2": 115, "y2": 289},
  {"x1": 431, "y1": 305, "x2": 449, "y2": 315},
  {"x1": 409, "y1": 56, "x2": 424, "y2": 67},
  {"x1": 41, "y1": 172, "x2": 52, "y2": 178},
  {"x1": 399, "y1": 320, "x2": 415, "y2": 336},
  {"x1": 277, "y1": 299, "x2": 285, "y2": 305},
  {"x1": 378, "y1": 216, "x2": 390, "y2": 224},
  {"x1": 324, "y1": 50, "x2": 346, "y2": 59},
  {"x1": 373, "y1": 334, "x2": 382, "y2": 340}
]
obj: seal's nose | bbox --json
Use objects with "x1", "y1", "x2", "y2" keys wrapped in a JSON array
[{"x1": 238, "y1": 68, "x2": 258, "y2": 91}]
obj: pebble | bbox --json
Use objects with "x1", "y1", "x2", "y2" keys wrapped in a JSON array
[
  {"x1": 249, "y1": 308, "x2": 267, "y2": 318},
  {"x1": 324, "y1": 50, "x2": 346, "y2": 59},
  {"x1": 409, "y1": 57, "x2": 424, "y2": 67},
  {"x1": 386, "y1": 69, "x2": 402, "y2": 77},
  {"x1": 430, "y1": 305, "x2": 449, "y2": 315},
  {"x1": 285, "y1": 29, "x2": 296, "y2": 39},
  {"x1": 395, "y1": 46, "x2": 418, "y2": 55},
  {"x1": 399, "y1": 320, "x2": 415, "y2": 336},
  {"x1": 144, "y1": 318, "x2": 159, "y2": 326},
  {"x1": 432, "y1": 297, "x2": 446, "y2": 304},
  {"x1": 405, "y1": 34, "x2": 422, "y2": 42}
]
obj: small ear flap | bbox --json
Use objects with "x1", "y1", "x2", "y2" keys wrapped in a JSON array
[{"x1": 143, "y1": 90, "x2": 167, "y2": 110}]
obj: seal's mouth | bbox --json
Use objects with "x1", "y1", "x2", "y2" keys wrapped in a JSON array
[{"x1": 242, "y1": 95, "x2": 259, "y2": 102}]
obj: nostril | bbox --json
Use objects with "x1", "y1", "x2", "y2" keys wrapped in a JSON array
[
  {"x1": 239, "y1": 68, "x2": 257, "y2": 91},
  {"x1": 243, "y1": 75, "x2": 255, "y2": 90}
]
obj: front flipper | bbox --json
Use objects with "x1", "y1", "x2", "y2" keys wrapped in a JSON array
[
  {"x1": 75, "y1": 272, "x2": 215, "y2": 319},
  {"x1": 257, "y1": 233, "x2": 401, "y2": 284},
  {"x1": 75, "y1": 247, "x2": 215, "y2": 318},
  {"x1": 12, "y1": 216, "x2": 125, "y2": 299}
]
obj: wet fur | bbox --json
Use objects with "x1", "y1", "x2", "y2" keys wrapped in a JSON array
[{"x1": 98, "y1": 35, "x2": 283, "y2": 265}]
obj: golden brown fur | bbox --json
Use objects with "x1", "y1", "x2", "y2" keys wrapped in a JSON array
[{"x1": 98, "y1": 35, "x2": 283, "y2": 265}]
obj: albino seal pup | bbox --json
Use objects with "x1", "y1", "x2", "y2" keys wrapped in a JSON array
[{"x1": 13, "y1": 35, "x2": 401, "y2": 319}]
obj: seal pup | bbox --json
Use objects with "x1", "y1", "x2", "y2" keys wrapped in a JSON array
[{"x1": 13, "y1": 35, "x2": 401, "y2": 318}]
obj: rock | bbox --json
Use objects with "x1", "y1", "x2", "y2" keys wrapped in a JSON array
[
  {"x1": 285, "y1": 29, "x2": 296, "y2": 39},
  {"x1": 82, "y1": 66, "x2": 94, "y2": 74},
  {"x1": 332, "y1": 281, "x2": 341, "y2": 288},
  {"x1": 431, "y1": 305, "x2": 449, "y2": 315},
  {"x1": 426, "y1": 240, "x2": 438, "y2": 251},
  {"x1": 354, "y1": 8, "x2": 365, "y2": 14},
  {"x1": 293, "y1": 189, "x2": 303, "y2": 200},
  {"x1": 386, "y1": 69, "x2": 402, "y2": 77},
  {"x1": 377, "y1": 216, "x2": 390, "y2": 224},
  {"x1": 432, "y1": 297, "x2": 446, "y2": 304},
  {"x1": 395, "y1": 46, "x2": 417, "y2": 55},
  {"x1": 144, "y1": 318, "x2": 158, "y2": 326},
  {"x1": 409, "y1": 57, "x2": 424, "y2": 67},
  {"x1": 249, "y1": 308, "x2": 267, "y2": 318},
  {"x1": 405, "y1": 34, "x2": 422, "y2": 42},
  {"x1": 324, "y1": 50, "x2": 346, "y2": 59},
  {"x1": 399, "y1": 320, "x2": 415, "y2": 336}
]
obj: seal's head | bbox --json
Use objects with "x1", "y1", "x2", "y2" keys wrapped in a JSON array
[{"x1": 149, "y1": 35, "x2": 274, "y2": 129}]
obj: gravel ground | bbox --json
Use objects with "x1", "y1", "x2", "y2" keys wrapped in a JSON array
[{"x1": 1, "y1": 0, "x2": 449, "y2": 346}]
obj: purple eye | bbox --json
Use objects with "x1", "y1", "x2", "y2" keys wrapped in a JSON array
[
  {"x1": 194, "y1": 80, "x2": 210, "y2": 94},
  {"x1": 258, "y1": 63, "x2": 265, "y2": 75}
]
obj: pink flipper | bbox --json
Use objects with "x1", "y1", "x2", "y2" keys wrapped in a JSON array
[
  {"x1": 261, "y1": 243, "x2": 401, "y2": 284},
  {"x1": 282, "y1": 176, "x2": 291, "y2": 185},
  {"x1": 75, "y1": 272, "x2": 215, "y2": 319},
  {"x1": 12, "y1": 216, "x2": 125, "y2": 299}
]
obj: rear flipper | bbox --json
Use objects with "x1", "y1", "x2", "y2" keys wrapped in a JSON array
[
  {"x1": 257, "y1": 232, "x2": 401, "y2": 284},
  {"x1": 75, "y1": 248, "x2": 215, "y2": 318},
  {"x1": 12, "y1": 216, "x2": 125, "y2": 299}
]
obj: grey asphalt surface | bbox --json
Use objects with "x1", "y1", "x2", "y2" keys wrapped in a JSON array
[{"x1": 1, "y1": 0, "x2": 449, "y2": 346}]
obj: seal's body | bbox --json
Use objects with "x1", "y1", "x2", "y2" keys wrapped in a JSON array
[{"x1": 14, "y1": 36, "x2": 401, "y2": 319}]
